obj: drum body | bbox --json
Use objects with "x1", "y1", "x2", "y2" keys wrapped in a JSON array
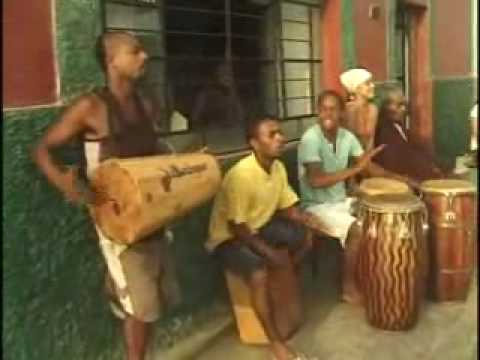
[
  {"x1": 420, "y1": 179, "x2": 476, "y2": 302},
  {"x1": 357, "y1": 193, "x2": 428, "y2": 331},
  {"x1": 91, "y1": 153, "x2": 221, "y2": 244},
  {"x1": 224, "y1": 249, "x2": 303, "y2": 344}
]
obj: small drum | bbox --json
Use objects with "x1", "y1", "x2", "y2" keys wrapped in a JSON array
[
  {"x1": 357, "y1": 193, "x2": 428, "y2": 331},
  {"x1": 91, "y1": 153, "x2": 221, "y2": 244},
  {"x1": 420, "y1": 179, "x2": 477, "y2": 302},
  {"x1": 225, "y1": 249, "x2": 303, "y2": 344},
  {"x1": 357, "y1": 177, "x2": 412, "y2": 197}
]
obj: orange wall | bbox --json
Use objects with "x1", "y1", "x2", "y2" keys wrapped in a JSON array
[
  {"x1": 3, "y1": 0, "x2": 58, "y2": 107},
  {"x1": 353, "y1": 0, "x2": 388, "y2": 81},
  {"x1": 432, "y1": 0, "x2": 470, "y2": 77}
]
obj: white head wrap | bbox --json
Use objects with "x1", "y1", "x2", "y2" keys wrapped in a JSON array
[
  {"x1": 340, "y1": 68, "x2": 373, "y2": 93},
  {"x1": 470, "y1": 103, "x2": 477, "y2": 118}
]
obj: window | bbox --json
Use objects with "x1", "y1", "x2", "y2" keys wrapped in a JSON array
[{"x1": 103, "y1": 0, "x2": 322, "y2": 154}]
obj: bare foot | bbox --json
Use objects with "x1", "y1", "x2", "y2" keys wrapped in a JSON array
[
  {"x1": 342, "y1": 285, "x2": 363, "y2": 305},
  {"x1": 270, "y1": 341, "x2": 295, "y2": 360}
]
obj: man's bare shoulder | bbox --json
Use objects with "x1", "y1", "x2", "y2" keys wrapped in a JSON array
[
  {"x1": 58, "y1": 92, "x2": 108, "y2": 137},
  {"x1": 67, "y1": 92, "x2": 105, "y2": 115}
]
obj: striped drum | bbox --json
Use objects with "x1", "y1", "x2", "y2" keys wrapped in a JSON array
[{"x1": 357, "y1": 193, "x2": 429, "y2": 331}]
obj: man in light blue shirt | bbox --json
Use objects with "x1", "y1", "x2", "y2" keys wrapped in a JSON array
[{"x1": 298, "y1": 90, "x2": 410, "y2": 304}]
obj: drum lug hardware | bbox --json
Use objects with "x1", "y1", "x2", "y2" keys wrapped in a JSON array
[
  {"x1": 421, "y1": 207, "x2": 429, "y2": 234},
  {"x1": 444, "y1": 194, "x2": 456, "y2": 223}
]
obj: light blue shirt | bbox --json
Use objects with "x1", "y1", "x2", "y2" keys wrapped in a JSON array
[{"x1": 297, "y1": 124, "x2": 364, "y2": 207}]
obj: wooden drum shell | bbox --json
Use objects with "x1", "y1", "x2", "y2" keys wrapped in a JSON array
[
  {"x1": 420, "y1": 180, "x2": 476, "y2": 302},
  {"x1": 90, "y1": 153, "x2": 222, "y2": 245},
  {"x1": 356, "y1": 194, "x2": 428, "y2": 331}
]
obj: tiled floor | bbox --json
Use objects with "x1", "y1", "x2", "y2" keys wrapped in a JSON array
[{"x1": 195, "y1": 245, "x2": 478, "y2": 360}]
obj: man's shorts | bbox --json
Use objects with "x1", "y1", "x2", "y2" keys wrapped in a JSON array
[
  {"x1": 96, "y1": 225, "x2": 166, "y2": 323},
  {"x1": 305, "y1": 197, "x2": 357, "y2": 247},
  {"x1": 214, "y1": 216, "x2": 306, "y2": 280}
]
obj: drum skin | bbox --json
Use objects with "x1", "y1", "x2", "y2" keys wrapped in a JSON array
[
  {"x1": 358, "y1": 177, "x2": 411, "y2": 197},
  {"x1": 357, "y1": 194, "x2": 428, "y2": 331},
  {"x1": 90, "y1": 153, "x2": 221, "y2": 244},
  {"x1": 420, "y1": 180, "x2": 476, "y2": 302}
]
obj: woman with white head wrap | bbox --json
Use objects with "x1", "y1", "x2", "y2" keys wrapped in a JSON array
[
  {"x1": 340, "y1": 68, "x2": 378, "y2": 150},
  {"x1": 470, "y1": 103, "x2": 477, "y2": 151}
]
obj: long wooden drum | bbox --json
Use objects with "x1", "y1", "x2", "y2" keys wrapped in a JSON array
[
  {"x1": 420, "y1": 179, "x2": 476, "y2": 302},
  {"x1": 91, "y1": 153, "x2": 221, "y2": 245},
  {"x1": 357, "y1": 193, "x2": 428, "y2": 331}
]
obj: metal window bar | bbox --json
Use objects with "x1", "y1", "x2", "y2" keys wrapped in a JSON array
[
  {"x1": 166, "y1": 4, "x2": 264, "y2": 20},
  {"x1": 103, "y1": 0, "x2": 320, "y2": 150},
  {"x1": 308, "y1": 6, "x2": 316, "y2": 115},
  {"x1": 281, "y1": 19, "x2": 310, "y2": 25},
  {"x1": 278, "y1": 2, "x2": 288, "y2": 119},
  {"x1": 166, "y1": 30, "x2": 260, "y2": 41},
  {"x1": 107, "y1": 0, "x2": 162, "y2": 9}
]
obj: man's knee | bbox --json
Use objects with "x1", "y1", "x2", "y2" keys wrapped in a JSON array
[
  {"x1": 248, "y1": 268, "x2": 268, "y2": 289},
  {"x1": 302, "y1": 228, "x2": 313, "y2": 250}
]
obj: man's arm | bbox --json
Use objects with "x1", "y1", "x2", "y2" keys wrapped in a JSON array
[
  {"x1": 356, "y1": 156, "x2": 421, "y2": 189},
  {"x1": 277, "y1": 205, "x2": 327, "y2": 236},
  {"x1": 229, "y1": 222, "x2": 285, "y2": 266},
  {"x1": 304, "y1": 145, "x2": 385, "y2": 189},
  {"x1": 32, "y1": 96, "x2": 95, "y2": 203}
]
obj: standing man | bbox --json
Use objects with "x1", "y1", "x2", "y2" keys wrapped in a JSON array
[
  {"x1": 297, "y1": 90, "x2": 415, "y2": 304},
  {"x1": 207, "y1": 115, "x2": 318, "y2": 360},
  {"x1": 33, "y1": 32, "x2": 176, "y2": 360}
]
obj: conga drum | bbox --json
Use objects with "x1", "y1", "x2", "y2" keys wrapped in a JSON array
[
  {"x1": 420, "y1": 179, "x2": 477, "y2": 302},
  {"x1": 357, "y1": 177, "x2": 412, "y2": 197},
  {"x1": 357, "y1": 193, "x2": 428, "y2": 331},
  {"x1": 90, "y1": 153, "x2": 221, "y2": 244},
  {"x1": 224, "y1": 249, "x2": 303, "y2": 344}
]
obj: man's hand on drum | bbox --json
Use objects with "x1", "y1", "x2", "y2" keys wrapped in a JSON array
[
  {"x1": 354, "y1": 145, "x2": 386, "y2": 172},
  {"x1": 264, "y1": 247, "x2": 289, "y2": 267}
]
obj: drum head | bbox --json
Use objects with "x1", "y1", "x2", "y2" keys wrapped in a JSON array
[
  {"x1": 358, "y1": 177, "x2": 411, "y2": 196},
  {"x1": 360, "y1": 193, "x2": 424, "y2": 213},
  {"x1": 420, "y1": 179, "x2": 475, "y2": 195}
]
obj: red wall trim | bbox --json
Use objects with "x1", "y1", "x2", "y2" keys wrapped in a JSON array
[
  {"x1": 409, "y1": 8, "x2": 433, "y2": 152},
  {"x1": 322, "y1": 0, "x2": 343, "y2": 93}
]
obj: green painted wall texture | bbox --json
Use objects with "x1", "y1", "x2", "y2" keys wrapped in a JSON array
[{"x1": 433, "y1": 78, "x2": 475, "y2": 161}]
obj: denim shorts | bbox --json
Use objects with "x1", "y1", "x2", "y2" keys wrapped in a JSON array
[{"x1": 214, "y1": 216, "x2": 306, "y2": 280}]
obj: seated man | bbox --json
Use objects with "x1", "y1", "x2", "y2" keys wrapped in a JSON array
[
  {"x1": 206, "y1": 115, "x2": 318, "y2": 360},
  {"x1": 373, "y1": 88, "x2": 446, "y2": 181},
  {"x1": 297, "y1": 90, "x2": 415, "y2": 304}
]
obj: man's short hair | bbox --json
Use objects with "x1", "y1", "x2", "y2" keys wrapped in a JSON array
[
  {"x1": 317, "y1": 89, "x2": 345, "y2": 110},
  {"x1": 245, "y1": 114, "x2": 278, "y2": 142}
]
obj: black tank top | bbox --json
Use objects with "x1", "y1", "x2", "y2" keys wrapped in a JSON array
[
  {"x1": 78, "y1": 87, "x2": 158, "y2": 181},
  {"x1": 94, "y1": 87, "x2": 158, "y2": 159}
]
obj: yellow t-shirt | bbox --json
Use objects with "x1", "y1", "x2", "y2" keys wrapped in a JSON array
[{"x1": 206, "y1": 153, "x2": 299, "y2": 252}]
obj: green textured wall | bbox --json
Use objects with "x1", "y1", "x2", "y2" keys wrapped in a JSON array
[
  {"x1": 433, "y1": 78, "x2": 475, "y2": 162},
  {"x1": 341, "y1": 0, "x2": 357, "y2": 70}
]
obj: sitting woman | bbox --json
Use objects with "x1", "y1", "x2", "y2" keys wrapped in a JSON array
[
  {"x1": 340, "y1": 68, "x2": 378, "y2": 151},
  {"x1": 373, "y1": 88, "x2": 445, "y2": 182}
]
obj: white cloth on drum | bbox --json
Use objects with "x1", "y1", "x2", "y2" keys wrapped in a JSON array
[{"x1": 305, "y1": 197, "x2": 357, "y2": 247}]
